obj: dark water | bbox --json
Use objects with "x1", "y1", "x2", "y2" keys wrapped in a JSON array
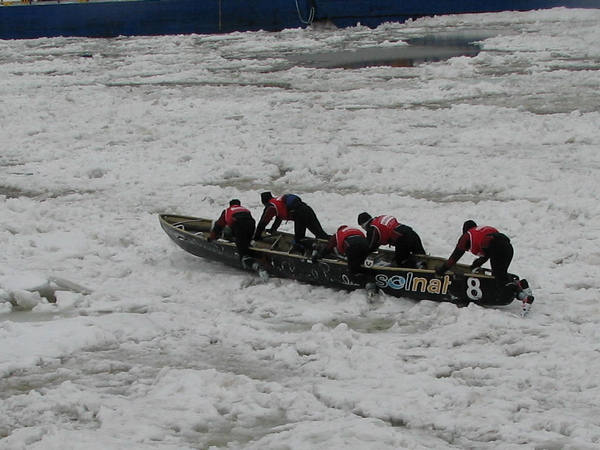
[{"x1": 289, "y1": 30, "x2": 504, "y2": 68}]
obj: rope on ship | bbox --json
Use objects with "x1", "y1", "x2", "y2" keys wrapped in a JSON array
[{"x1": 295, "y1": 0, "x2": 315, "y2": 24}]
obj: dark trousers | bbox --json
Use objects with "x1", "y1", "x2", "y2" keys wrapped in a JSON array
[
  {"x1": 232, "y1": 217, "x2": 256, "y2": 263},
  {"x1": 346, "y1": 237, "x2": 371, "y2": 279},
  {"x1": 292, "y1": 203, "x2": 330, "y2": 242},
  {"x1": 345, "y1": 236, "x2": 373, "y2": 287},
  {"x1": 394, "y1": 225, "x2": 426, "y2": 268},
  {"x1": 486, "y1": 233, "x2": 514, "y2": 291}
]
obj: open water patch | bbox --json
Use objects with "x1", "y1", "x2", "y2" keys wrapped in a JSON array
[{"x1": 288, "y1": 30, "x2": 504, "y2": 69}]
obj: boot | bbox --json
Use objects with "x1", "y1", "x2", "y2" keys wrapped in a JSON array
[
  {"x1": 516, "y1": 279, "x2": 534, "y2": 316},
  {"x1": 242, "y1": 255, "x2": 255, "y2": 270},
  {"x1": 252, "y1": 263, "x2": 269, "y2": 283},
  {"x1": 521, "y1": 297, "x2": 534, "y2": 317},
  {"x1": 365, "y1": 282, "x2": 379, "y2": 303}
]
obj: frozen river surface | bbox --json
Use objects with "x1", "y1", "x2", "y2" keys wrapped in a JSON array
[{"x1": 1, "y1": 8, "x2": 600, "y2": 450}]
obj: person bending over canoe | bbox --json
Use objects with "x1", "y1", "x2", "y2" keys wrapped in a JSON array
[
  {"x1": 434, "y1": 220, "x2": 534, "y2": 315},
  {"x1": 358, "y1": 212, "x2": 426, "y2": 269},
  {"x1": 312, "y1": 225, "x2": 379, "y2": 299},
  {"x1": 209, "y1": 199, "x2": 267, "y2": 281},
  {"x1": 254, "y1": 192, "x2": 330, "y2": 249}
]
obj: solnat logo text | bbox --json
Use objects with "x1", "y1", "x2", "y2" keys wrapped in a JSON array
[{"x1": 375, "y1": 273, "x2": 452, "y2": 295}]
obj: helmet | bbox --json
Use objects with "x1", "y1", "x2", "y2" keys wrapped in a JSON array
[
  {"x1": 358, "y1": 212, "x2": 372, "y2": 227},
  {"x1": 462, "y1": 220, "x2": 477, "y2": 234},
  {"x1": 260, "y1": 191, "x2": 273, "y2": 205}
]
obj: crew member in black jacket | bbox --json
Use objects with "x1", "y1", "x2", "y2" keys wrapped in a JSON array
[{"x1": 254, "y1": 192, "x2": 330, "y2": 246}]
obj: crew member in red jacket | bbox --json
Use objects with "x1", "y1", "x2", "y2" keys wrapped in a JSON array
[
  {"x1": 314, "y1": 225, "x2": 371, "y2": 281},
  {"x1": 358, "y1": 212, "x2": 426, "y2": 269},
  {"x1": 209, "y1": 199, "x2": 265, "y2": 279},
  {"x1": 435, "y1": 220, "x2": 534, "y2": 314},
  {"x1": 313, "y1": 225, "x2": 378, "y2": 298},
  {"x1": 254, "y1": 192, "x2": 330, "y2": 245}
]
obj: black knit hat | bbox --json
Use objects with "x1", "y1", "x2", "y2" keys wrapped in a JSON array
[
  {"x1": 358, "y1": 212, "x2": 372, "y2": 227},
  {"x1": 229, "y1": 199, "x2": 241, "y2": 206},
  {"x1": 463, "y1": 220, "x2": 477, "y2": 234},
  {"x1": 260, "y1": 191, "x2": 273, "y2": 205}
]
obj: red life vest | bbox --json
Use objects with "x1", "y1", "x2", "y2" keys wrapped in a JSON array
[
  {"x1": 224, "y1": 205, "x2": 251, "y2": 226},
  {"x1": 371, "y1": 215, "x2": 400, "y2": 245},
  {"x1": 467, "y1": 226, "x2": 498, "y2": 256},
  {"x1": 268, "y1": 196, "x2": 291, "y2": 220},
  {"x1": 335, "y1": 226, "x2": 365, "y2": 254}
]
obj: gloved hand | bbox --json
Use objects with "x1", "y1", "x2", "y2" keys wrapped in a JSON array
[
  {"x1": 310, "y1": 244, "x2": 324, "y2": 264},
  {"x1": 266, "y1": 228, "x2": 277, "y2": 235},
  {"x1": 207, "y1": 232, "x2": 217, "y2": 242},
  {"x1": 470, "y1": 264, "x2": 482, "y2": 274},
  {"x1": 470, "y1": 257, "x2": 487, "y2": 271},
  {"x1": 310, "y1": 252, "x2": 319, "y2": 264},
  {"x1": 434, "y1": 265, "x2": 447, "y2": 277},
  {"x1": 253, "y1": 234, "x2": 262, "y2": 242}
]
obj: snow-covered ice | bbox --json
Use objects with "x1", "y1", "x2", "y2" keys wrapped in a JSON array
[{"x1": 1, "y1": 8, "x2": 600, "y2": 449}]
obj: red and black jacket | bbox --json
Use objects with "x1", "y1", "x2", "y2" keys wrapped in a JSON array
[{"x1": 210, "y1": 205, "x2": 252, "y2": 240}]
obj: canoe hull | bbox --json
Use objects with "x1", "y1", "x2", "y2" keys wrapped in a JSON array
[{"x1": 159, "y1": 214, "x2": 518, "y2": 306}]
